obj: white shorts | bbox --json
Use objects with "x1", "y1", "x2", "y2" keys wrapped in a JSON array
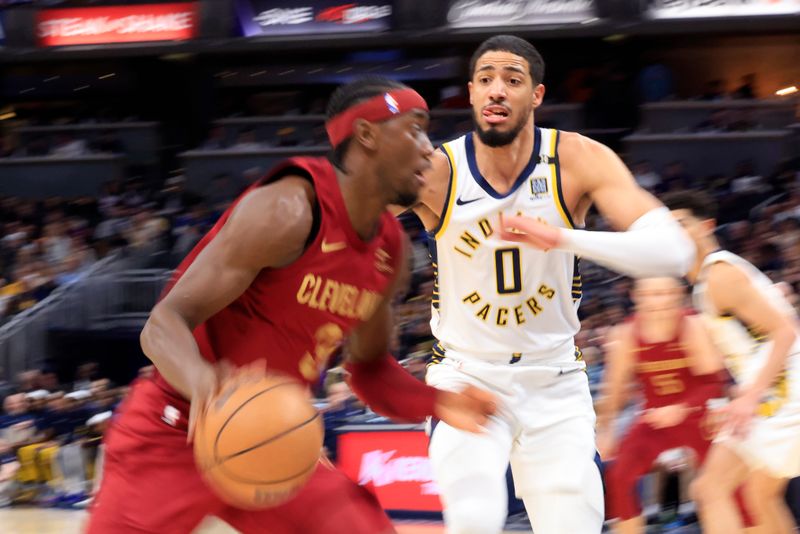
[
  {"x1": 426, "y1": 348, "x2": 599, "y2": 500},
  {"x1": 715, "y1": 361, "x2": 800, "y2": 479}
]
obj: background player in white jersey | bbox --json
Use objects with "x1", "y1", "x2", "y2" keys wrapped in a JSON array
[
  {"x1": 406, "y1": 35, "x2": 694, "y2": 533},
  {"x1": 665, "y1": 191, "x2": 800, "y2": 534}
]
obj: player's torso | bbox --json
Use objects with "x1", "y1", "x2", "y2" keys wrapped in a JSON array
[
  {"x1": 173, "y1": 157, "x2": 401, "y2": 385},
  {"x1": 429, "y1": 128, "x2": 581, "y2": 363},
  {"x1": 693, "y1": 250, "x2": 799, "y2": 416},
  {"x1": 630, "y1": 313, "x2": 716, "y2": 409}
]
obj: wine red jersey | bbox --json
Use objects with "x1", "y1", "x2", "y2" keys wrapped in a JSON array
[
  {"x1": 156, "y1": 157, "x2": 403, "y2": 389},
  {"x1": 630, "y1": 311, "x2": 724, "y2": 409}
]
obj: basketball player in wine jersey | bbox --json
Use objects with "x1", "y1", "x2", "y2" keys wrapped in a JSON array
[
  {"x1": 86, "y1": 77, "x2": 496, "y2": 534},
  {"x1": 404, "y1": 35, "x2": 694, "y2": 533},
  {"x1": 667, "y1": 191, "x2": 800, "y2": 534},
  {"x1": 597, "y1": 277, "x2": 750, "y2": 533}
]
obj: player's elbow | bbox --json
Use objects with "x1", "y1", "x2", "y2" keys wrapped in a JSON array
[
  {"x1": 140, "y1": 302, "x2": 173, "y2": 361},
  {"x1": 665, "y1": 225, "x2": 696, "y2": 277},
  {"x1": 774, "y1": 323, "x2": 797, "y2": 352}
]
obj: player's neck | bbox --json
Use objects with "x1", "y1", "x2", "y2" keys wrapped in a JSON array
[
  {"x1": 336, "y1": 167, "x2": 385, "y2": 242},
  {"x1": 638, "y1": 313, "x2": 682, "y2": 343},
  {"x1": 472, "y1": 124, "x2": 535, "y2": 192},
  {"x1": 686, "y1": 238, "x2": 720, "y2": 283}
]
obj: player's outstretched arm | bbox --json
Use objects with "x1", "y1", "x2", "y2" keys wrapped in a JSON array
[
  {"x1": 595, "y1": 324, "x2": 635, "y2": 458},
  {"x1": 140, "y1": 177, "x2": 315, "y2": 436},
  {"x1": 345, "y1": 237, "x2": 497, "y2": 433},
  {"x1": 498, "y1": 133, "x2": 694, "y2": 278},
  {"x1": 706, "y1": 262, "x2": 797, "y2": 437}
]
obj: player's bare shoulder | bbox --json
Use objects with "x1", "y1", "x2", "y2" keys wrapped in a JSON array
[
  {"x1": 225, "y1": 176, "x2": 316, "y2": 268},
  {"x1": 557, "y1": 131, "x2": 619, "y2": 186},
  {"x1": 704, "y1": 260, "x2": 747, "y2": 310},
  {"x1": 413, "y1": 148, "x2": 451, "y2": 226}
]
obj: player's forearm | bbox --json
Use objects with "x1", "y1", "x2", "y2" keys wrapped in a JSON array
[
  {"x1": 746, "y1": 325, "x2": 796, "y2": 398},
  {"x1": 595, "y1": 391, "x2": 622, "y2": 431},
  {"x1": 140, "y1": 303, "x2": 211, "y2": 400},
  {"x1": 559, "y1": 208, "x2": 695, "y2": 278},
  {"x1": 345, "y1": 354, "x2": 437, "y2": 422}
]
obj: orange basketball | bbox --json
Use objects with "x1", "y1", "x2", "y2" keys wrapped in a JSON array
[{"x1": 193, "y1": 372, "x2": 324, "y2": 510}]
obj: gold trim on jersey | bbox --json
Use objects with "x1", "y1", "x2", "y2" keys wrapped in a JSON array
[
  {"x1": 428, "y1": 341, "x2": 446, "y2": 368},
  {"x1": 548, "y1": 130, "x2": 574, "y2": 229},
  {"x1": 433, "y1": 143, "x2": 458, "y2": 240}
]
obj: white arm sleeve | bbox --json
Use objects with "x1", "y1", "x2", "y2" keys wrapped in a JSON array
[{"x1": 559, "y1": 207, "x2": 695, "y2": 278}]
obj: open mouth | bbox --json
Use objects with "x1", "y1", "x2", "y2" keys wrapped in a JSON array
[{"x1": 482, "y1": 105, "x2": 510, "y2": 125}]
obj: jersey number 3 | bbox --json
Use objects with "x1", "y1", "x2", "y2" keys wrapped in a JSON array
[{"x1": 495, "y1": 248, "x2": 522, "y2": 294}]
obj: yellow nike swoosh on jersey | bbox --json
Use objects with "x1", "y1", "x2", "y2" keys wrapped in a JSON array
[{"x1": 321, "y1": 239, "x2": 347, "y2": 253}]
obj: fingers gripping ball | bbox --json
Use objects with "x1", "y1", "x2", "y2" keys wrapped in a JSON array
[{"x1": 194, "y1": 373, "x2": 324, "y2": 510}]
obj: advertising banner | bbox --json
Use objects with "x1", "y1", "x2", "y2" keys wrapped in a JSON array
[
  {"x1": 237, "y1": 0, "x2": 392, "y2": 36},
  {"x1": 37, "y1": 3, "x2": 199, "y2": 47},
  {"x1": 337, "y1": 430, "x2": 442, "y2": 512},
  {"x1": 447, "y1": 0, "x2": 597, "y2": 28},
  {"x1": 647, "y1": 0, "x2": 800, "y2": 18}
]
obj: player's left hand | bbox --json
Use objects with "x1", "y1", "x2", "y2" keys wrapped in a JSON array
[
  {"x1": 498, "y1": 213, "x2": 563, "y2": 251},
  {"x1": 716, "y1": 389, "x2": 760, "y2": 439},
  {"x1": 642, "y1": 403, "x2": 692, "y2": 429}
]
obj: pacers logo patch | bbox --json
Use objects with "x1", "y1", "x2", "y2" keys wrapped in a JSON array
[{"x1": 529, "y1": 176, "x2": 549, "y2": 199}]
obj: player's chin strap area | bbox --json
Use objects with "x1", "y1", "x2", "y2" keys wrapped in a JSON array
[
  {"x1": 325, "y1": 89, "x2": 429, "y2": 148},
  {"x1": 559, "y1": 207, "x2": 696, "y2": 278}
]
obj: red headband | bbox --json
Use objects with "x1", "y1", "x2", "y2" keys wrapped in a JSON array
[{"x1": 325, "y1": 88, "x2": 428, "y2": 148}]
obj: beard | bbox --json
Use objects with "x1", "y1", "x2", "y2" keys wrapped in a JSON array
[
  {"x1": 472, "y1": 107, "x2": 530, "y2": 147},
  {"x1": 391, "y1": 185, "x2": 420, "y2": 208}
]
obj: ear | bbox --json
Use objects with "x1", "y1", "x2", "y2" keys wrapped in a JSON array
[
  {"x1": 533, "y1": 83, "x2": 545, "y2": 109},
  {"x1": 468, "y1": 81, "x2": 475, "y2": 106},
  {"x1": 352, "y1": 118, "x2": 378, "y2": 151}
]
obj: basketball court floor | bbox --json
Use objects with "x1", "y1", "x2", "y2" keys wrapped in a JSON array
[{"x1": 0, "y1": 508, "x2": 525, "y2": 533}]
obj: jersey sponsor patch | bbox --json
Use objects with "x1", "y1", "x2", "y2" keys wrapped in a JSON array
[{"x1": 529, "y1": 176, "x2": 549, "y2": 198}]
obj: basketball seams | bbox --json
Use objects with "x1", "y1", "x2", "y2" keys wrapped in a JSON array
[
  {"x1": 211, "y1": 380, "x2": 298, "y2": 463},
  {"x1": 217, "y1": 411, "x2": 321, "y2": 463},
  {"x1": 213, "y1": 456, "x2": 320, "y2": 485}
]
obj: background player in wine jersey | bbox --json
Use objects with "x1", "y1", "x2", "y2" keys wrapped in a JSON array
[
  {"x1": 405, "y1": 35, "x2": 694, "y2": 533},
  {"x1": 597, "y1": 277, "x2": 741, "y2": 534},
  {"x1": 666, "y1": 191, "x2": 800, "y2": 534},
  {"x1": 86, "y1": 77, "x2": 497, "y2": 534}
]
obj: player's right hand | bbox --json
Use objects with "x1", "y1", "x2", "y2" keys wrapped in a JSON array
[
  {"x1": 434, "y1": 385, "x2": 498, "y2": 433},
  {"x1": 498, "y1": 213, "x2": 563, "y2": 251},
  {"x1": 596, "y1": 429, "x2": 618, "y2": 460},
  {"x1": 187, "y1": 361, "x2": 223, "y2": 444},
  {"x1": 186, "y1": 360, "x2": 265, "y2": 443}
]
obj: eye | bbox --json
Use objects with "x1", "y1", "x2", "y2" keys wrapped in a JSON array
[
  {"x1": 509, "y1": 78, "x2": 521, "y2": 86},
  {"x1": 479, "y1": 77, "x2": 491, "y2": 84}
]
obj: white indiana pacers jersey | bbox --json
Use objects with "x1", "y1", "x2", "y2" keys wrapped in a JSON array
[
  {"x1": 428, "y1": 128, "x2": 581, "y2": 364},
  {"x1": 693, "y1": 250, "x2": 800, "y2": 416}
]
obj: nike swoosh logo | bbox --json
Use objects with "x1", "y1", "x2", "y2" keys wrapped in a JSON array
[
  {"x1": 456, "y1": 196, "x2": 483, "y2": 206},
  {"x1": 321, "y1": 239, "x2": 347, "y2": 253},
  {"x1": 559, "y1": 367, "x2": 585, "y2": 376}
]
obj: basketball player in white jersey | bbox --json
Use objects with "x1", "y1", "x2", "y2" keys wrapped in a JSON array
[
  {"x1": 665, "y1": 191, "x2": 800, "y2": 534},
  {"x1": 404, "y1": 35, "x2": 695, "y2": 534}
]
